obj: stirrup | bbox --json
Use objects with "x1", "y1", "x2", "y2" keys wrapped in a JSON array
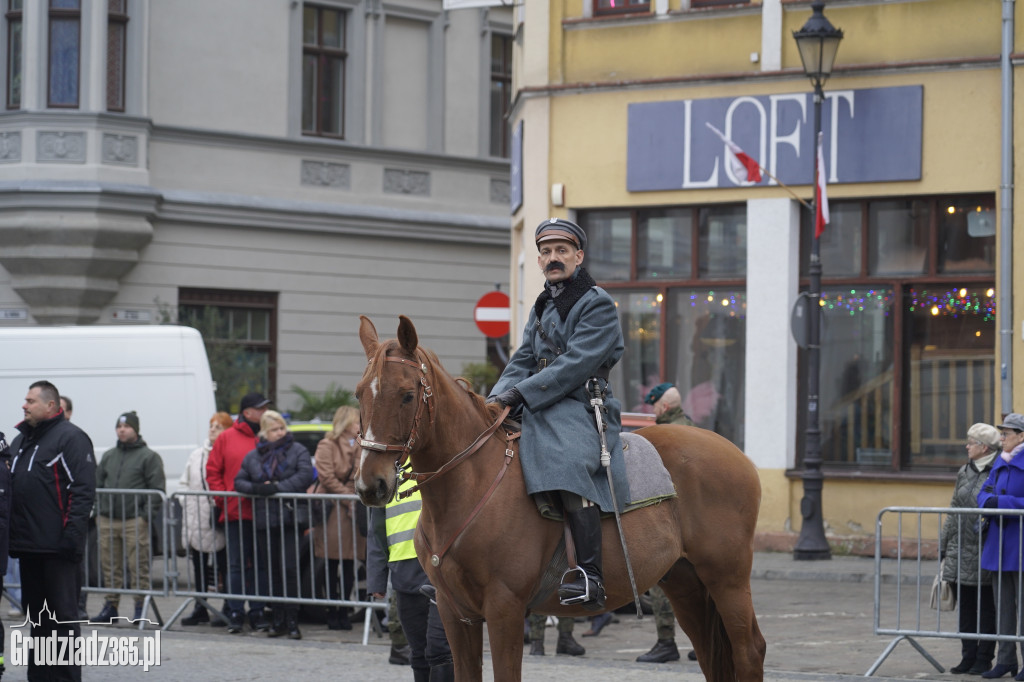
[{"x1": 558, "y1": 566, "x2": 592, "y2": 606}]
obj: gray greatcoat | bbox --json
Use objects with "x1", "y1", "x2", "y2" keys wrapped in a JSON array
[
  {"x1": 489, "y1": 268, "x2": 630, "y2": 512},
  {"x1": 941, "y1": 455, "x2": 997, "y2": 585}
]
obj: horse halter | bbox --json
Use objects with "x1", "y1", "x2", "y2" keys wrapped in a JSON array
[{"x1": 357, "y1": 353, "x2": 435, "y2": 475}]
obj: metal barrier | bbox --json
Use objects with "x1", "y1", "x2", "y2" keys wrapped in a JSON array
[
  {"x1": 872, "y1": 506, "x2": 1024, "y2": 676},
  {"x1": 167, "y1": 490, "x2": 385, "y2": 642}
]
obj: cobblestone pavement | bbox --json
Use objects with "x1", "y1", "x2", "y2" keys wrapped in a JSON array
[{"x1": 0, "y1": 552, "x2": 961, "y2": 681}]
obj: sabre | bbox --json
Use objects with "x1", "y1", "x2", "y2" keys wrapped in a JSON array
[{"x1": 588, "y1": 378, "x2": 643, "y2": 619}]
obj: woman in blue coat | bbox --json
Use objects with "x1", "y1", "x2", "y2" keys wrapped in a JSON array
[
  {"x1": 978, "y1": 413, "x2": 1024, "y2": 680},
  {"x1": 235, "y1": 410, "x2": 313, "y2": 640}
]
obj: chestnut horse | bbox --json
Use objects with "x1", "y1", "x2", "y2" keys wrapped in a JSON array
[{"x1": 355, "y1": 316, "x2": 765, "y2": 682}]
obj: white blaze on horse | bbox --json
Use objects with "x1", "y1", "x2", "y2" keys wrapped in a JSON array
[{"x1": 355, "y1": 315, "x2": 766, "y2": 682}]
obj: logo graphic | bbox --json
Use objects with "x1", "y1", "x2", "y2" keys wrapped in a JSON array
[{"x1": 9, "y1": 601, "x2": 161, "y2": 672}]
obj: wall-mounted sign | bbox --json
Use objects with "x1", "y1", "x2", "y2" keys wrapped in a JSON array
[
  {"x1": 627, "y1": 85, "x2": 922, "y2": 192},
  {"x1": 113, "y1": 310, "x2": 151, "y2": 322},
  {"x1": 510, "y1": 120, "x2": 524, "y2": 214},
  {"x1": 0, "y1": 309, "x2": 27, "y2": 320}
]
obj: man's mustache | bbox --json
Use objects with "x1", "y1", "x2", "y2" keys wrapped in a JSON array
[{"x1": 545, "y1": 262, "x2": 565, "y2": 273}]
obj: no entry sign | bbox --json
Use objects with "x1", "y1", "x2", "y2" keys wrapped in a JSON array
[{"x1": 474, "y1": 291, "x2": 510, "y2": 338}]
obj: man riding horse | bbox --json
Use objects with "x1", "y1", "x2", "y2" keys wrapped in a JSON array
[{"x1": 487, "y1": 217, "x2": 627, "y2": 611}]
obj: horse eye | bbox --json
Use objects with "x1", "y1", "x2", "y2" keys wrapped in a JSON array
[{"x1": 402, "y1": 392, "x2": 414, "y2": 405}]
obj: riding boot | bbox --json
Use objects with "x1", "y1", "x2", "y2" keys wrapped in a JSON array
[
  {"x1": 267, "y1": 606, "x2": 287, "y2": 638},
  {"x1": 428, "y1": 662, "x2": 455, "y2": 682},
  {"x1": 558, "y1": 505, "x2": 605, "y2": 611}
]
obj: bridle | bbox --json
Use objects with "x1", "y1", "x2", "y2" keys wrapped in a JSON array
[
  {"x1": 357, "y1": 345, "x2": 521, "y2": 624},
  {"x1": 357, "y1": 353, "x2": 435, "y2": 486}
]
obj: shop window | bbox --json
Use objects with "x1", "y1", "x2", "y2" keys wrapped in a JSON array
[
  {"x1": 489, "y1": 33, "x2": 512, "y2": 158},
  {"x1": 302, "y1": 4, "x2": 346, "y2": 138},
  {"x1": 178, "y1": 288, "x2": 278, "y2": 411},
  {"x1": 106, "y1": 0, "x2": 127, "y2": 112},
  {"x1": 48, "y1": 0, "x2": 80, "y2": 108},
  {"x1": 581, "y1": 204, "x2": 746, "y2": 449},
  {"x1": 638, "y1": 208, "x2": 691, "y2": 280},
  {"x1": 594, "y1": 0, "x2": 649, "y2": 16},
  {"x1": 6, "y1": 0, "x2": 21, "y2": 109},
  {"x1": 799, "y1": 193, "x2": 996, "y2": 472}
]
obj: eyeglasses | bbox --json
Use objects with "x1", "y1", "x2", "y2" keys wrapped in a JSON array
[
  {"x1": 967, "y1": 439, "x2": 983, "y2": 447},
  {"x1": 1000, "y1": 429, "x2": 1023, "y2": 438}
]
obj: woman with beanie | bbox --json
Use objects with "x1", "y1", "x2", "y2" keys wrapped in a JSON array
[
  {"x1": 234, "y1": 410, "x2": 313, "y2": 639},
  {"x1": 940, "y1": 422, "x2": 1001, "y2": 675}
]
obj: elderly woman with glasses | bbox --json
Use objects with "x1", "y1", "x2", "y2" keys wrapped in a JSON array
[
  {"x1": 978, "y1": 414, "x2": 1024, "y2": 679},
  {"x1": 940, "y1": 423, "x2": 1001, "y2": 675}
]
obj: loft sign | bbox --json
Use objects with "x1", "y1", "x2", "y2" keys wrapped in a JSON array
[{"x1": 626, "y1": 85, "x2": 922, "y2": 192}]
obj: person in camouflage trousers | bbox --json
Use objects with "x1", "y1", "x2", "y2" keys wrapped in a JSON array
[
  {"x1": 526, "y1": 613, "x2": 584, "y2": 656},
  {"x1": 637, "y1": 383, "x2": 696, "y2": 664}
]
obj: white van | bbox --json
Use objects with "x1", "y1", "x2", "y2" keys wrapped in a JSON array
[{"x1": 0, "y1": 325, "x2": 216, "y2": 491}]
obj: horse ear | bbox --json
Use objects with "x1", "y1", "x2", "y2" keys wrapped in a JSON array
[
  {"x1": 397, "y1": 315, "x2": 418, "y2": 356},
  {"x1": 358, "y1": 315, "x2": 379, "y2": 360}
]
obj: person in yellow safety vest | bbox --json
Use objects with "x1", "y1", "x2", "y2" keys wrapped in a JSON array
[{"x1": 367, "y1": 477, "x2": 453, "y2": 682}]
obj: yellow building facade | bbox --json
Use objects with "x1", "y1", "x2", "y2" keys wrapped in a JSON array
[{"x1": 507, "y1": 0, "x2": 1020, "y2": 550}]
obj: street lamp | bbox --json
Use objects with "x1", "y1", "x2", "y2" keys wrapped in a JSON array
[{"x1": 792, "y1": 0, "x2": 842, "y2": 561}]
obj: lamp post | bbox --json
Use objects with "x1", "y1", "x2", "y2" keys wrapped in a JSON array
[{"x1": 792, "y1": 1, "x2": 842, "y2": 561}]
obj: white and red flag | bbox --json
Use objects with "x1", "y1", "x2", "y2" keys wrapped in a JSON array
[
  {"x1": 815, "y1": 131, "x2": 830, "y2": 238},
  {"x1": 705, "y1": 122, "x2": 762, "y2": 184}
]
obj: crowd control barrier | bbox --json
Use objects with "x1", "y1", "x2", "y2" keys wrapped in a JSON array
[
  {"x1": 168, "y1": 490, "x2": 385, "y2": 643},
  {"x1": 871, "y1": 506, "x2": 1024, "y2": 676},
  {"x1": 3, "y1": 488, "x2": 386, "y2": 643}
]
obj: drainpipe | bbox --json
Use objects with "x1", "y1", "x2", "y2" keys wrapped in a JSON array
[{"x1": 1000, "y1": 0, "x2": 1015, "y2": 415}]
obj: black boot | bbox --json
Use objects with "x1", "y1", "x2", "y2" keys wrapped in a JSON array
[
  {"x1": 558, "y1": 505, "x2": 605, "y2": 611},
  {"x1": 286, "y1": 608, "x2": 302, "y2": 640},
  {"x1": 636, "y1": 638, "x2": 681, "y2": 663},
  {"x1": 326, "y1": 607, "x2": 352, "y2": 631},
  {"x1": 429, "y1": 662, "x2": 455, "y2": 682},
  {"x1": 555, "y1": 631, "x2": 585, "y2": 656},
  {"x1": 529, "y1": 639, "x2": 545, "y2": 656},
  {"x1": 267, "y1": 606, "x2": 287, "y2": 638},
  {"x1": 181, "y1": 602, "x2": 209, "y2": 626},
  {"x1": 951, "y1": 656, "x2": 976, "y2": 674}
]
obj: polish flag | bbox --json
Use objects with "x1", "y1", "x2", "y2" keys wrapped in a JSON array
[
  {"x1": 705, "y1": 123, "x2": 762, "y2": 184},
  {"x1": 815, "y1": 131, "x2": 830, "y2": 238}
]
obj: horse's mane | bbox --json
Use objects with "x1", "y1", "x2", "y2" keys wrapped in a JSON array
[{"x1": 366, "y1": 338, "x2": 503, "y2": 424}]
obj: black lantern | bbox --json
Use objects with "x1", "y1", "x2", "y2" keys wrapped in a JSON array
[{"x1": 792, "y1": 1, "x2": 842, "y2": 562}]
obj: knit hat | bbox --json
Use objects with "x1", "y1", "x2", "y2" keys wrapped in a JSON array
[
  {"x1": 116, "y1": 411, "x2": 139, "y2": 434},
  {"x1": 535, "y1": 218, "x2": 587, "y2": 251},
  {"x1": 645, "y1": 382, "x2": 674, "y2": 405},
  {"x1": 968, "y1": 423, "x2": 1001, "y2": 450}
]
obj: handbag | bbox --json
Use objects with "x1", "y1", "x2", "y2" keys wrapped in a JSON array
[{"x1": 930, "y1": 560, "x2": 956, "y2": 611}]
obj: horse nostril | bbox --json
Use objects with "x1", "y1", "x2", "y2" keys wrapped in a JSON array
[{"x1": 376, "y1": 477, "x2": 388, "y2": 501}]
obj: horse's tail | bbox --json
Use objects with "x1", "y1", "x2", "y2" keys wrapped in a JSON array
[{"x1": 692, "y1": 588, "x2": 734, "y2": 682}]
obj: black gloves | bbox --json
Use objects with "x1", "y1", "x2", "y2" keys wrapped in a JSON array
[
  {"x1": 490, "y1": 386, "x2": 524, "y2": 409},
  {"x1": 984, "y1": 496, "x2": 999, "y2": 509},
  {"x1": 254, "y1": 482, "x2": 278, "y2": 497},
  {"x1": 58, "y1": 533, "x2": 80, "y2": 561}
]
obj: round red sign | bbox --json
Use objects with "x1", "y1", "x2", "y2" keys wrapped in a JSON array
[{"x1": 474, "y1": 291, "x2": 510, "y2": 338}]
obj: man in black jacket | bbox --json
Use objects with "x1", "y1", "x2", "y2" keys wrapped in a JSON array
[{"x1": 10, "y1": 380, "x2": 95, "y2": 682}]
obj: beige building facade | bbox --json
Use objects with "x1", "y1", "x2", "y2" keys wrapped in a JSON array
[{"x1": 509, "y1": 0, "x2": 1018, "y2": 547}]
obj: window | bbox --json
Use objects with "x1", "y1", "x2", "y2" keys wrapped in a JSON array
[
  {"x1": 48, "y1": 0, "x2": 80, "y2": 108},
  {"x1": 490, "y1": 33, "x2": 512, "y2": 158},
  {"x1": 798, "y1": 194, "x2": 996, "y2": 472},
  {"x1": 178, "y1": 288, "x2": 278, "y2": 412},
  {"x1": 580, "y1": 205, "x2": 747, "y2": 448},
  {"x1": 6, "y1": 0, "x2": 21, "y2": 109},
  {"x1": 594, "y1": 0, "x2": 649, "y2": 16},
  {"x1": 302, "y1": 4, "x2": 346, "y2": 138},
  {"x1": 106, "y1": 0, "x2": 127, "y2": 112}
]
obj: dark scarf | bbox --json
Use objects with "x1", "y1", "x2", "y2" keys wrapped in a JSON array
[
  {"x1": 257, "y1": 432, "x2": 294, "y2": 481},
  {"x1": 533, "y1": 267, "x2": 596, "y2": 322}
]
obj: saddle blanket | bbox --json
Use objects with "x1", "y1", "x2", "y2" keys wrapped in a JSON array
[{"x1": 533, "y1": 431, "x2": 676, "y2": 520}]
